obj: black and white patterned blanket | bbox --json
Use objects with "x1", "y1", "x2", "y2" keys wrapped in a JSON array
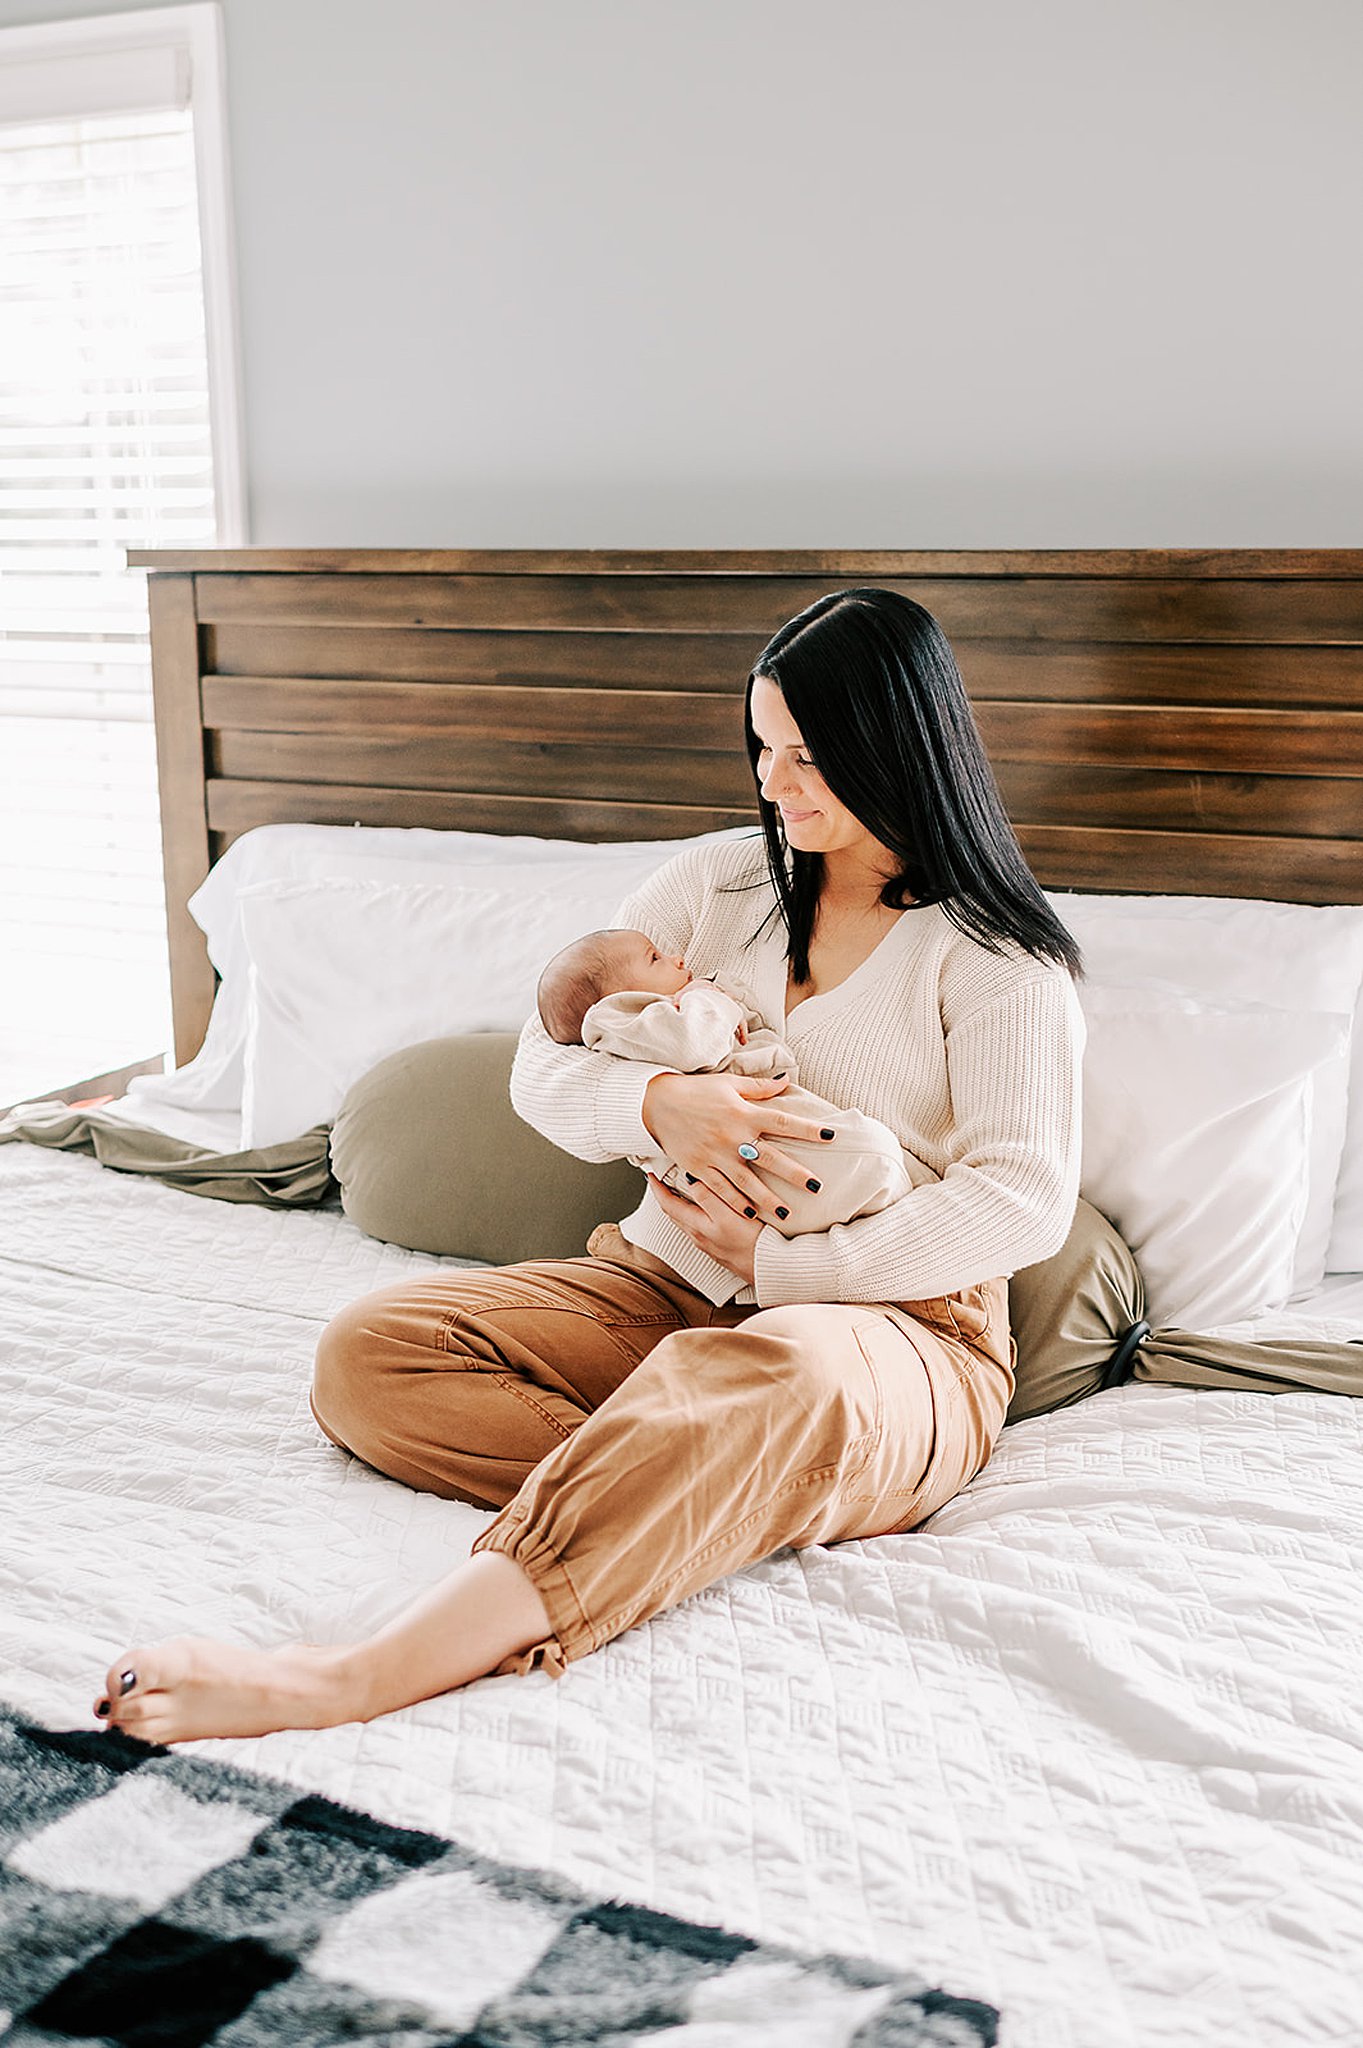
[{"x1": 0, "y1": 1709, "x2": 997, "y2": 2045}]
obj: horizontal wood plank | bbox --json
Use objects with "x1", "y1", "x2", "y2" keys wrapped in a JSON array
[
  {"x1": 201, "y1": 677, "x2": 747, "y2": 749},
  {"x1": 1020, "y1": 825, "x2": 1363, "y2": 903},
  {"x1": 210, "y1": 732, "x2": 754, "y2": 805},
  {"x1": 205, "y1": 632, "x2": 756, "y2": 693},
  {"x1": 132, "y1": 547, "x2": 1363, "y2": 578},
  {"x1": 996, "y1": 761, "x2": 1363, "y2": 839},
  {"x1": 977, "y1": 702, "x2": 1363, "y2": 776},
  {"x1": 958, "y1": 642, "x2": 1363, "y2": 709},
  {"x1": 208, "y1": 743, "x2": 1363, "y2": 838},
  {"x1": 200, "y1": 651, "x2": 1363, "y2": 729},
  {"x1": 205, "y1": 624, "x2": 763, "y2": 689},
  {"x1": 197, "y1": 574, "x2": 1363, "y2": 643},
  {"x1": 211, "y1": 740, "x2": 1363, "y2": 838},
  {"x1": 205, "y1": 778, "x2": 752, "y2": 843}
]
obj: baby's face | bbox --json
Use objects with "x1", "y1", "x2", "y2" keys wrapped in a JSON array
[{"x1": 609, "y1": 931, "x2": 691, "y2": 998}]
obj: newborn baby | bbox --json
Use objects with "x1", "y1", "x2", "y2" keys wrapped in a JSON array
[{"x1": 536, "y1": 927, "x2": 931, "y2": 1235}]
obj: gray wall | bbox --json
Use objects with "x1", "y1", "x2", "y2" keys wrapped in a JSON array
[{"x1": 3, "y1": 0, "x2": 1360, "y2": 544}]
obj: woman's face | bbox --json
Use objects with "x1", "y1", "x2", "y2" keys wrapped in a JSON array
[{"x1": 749, "y1": 675, "x2": 888, "y2": 873}]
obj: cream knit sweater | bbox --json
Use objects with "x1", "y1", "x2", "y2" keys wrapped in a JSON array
[{"x1": 511, "y1": 834, "x2": 1085, "y2": 1308}]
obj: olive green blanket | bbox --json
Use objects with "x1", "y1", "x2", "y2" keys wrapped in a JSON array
[{"x1": 0, "y1": 1099, "x2": 332, "y2": 1207}]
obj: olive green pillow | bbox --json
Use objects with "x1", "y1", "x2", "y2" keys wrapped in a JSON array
[
  {"x1": 1006, "y1": 1196, "x2": 1148, "y2": 1422},
  {"x1": 330, "y1": 1034, "x2": 645, "y2": 1264}
]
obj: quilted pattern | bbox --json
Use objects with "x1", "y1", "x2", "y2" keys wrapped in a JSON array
[{"x1": 2, "y1": 1146, "x2": 1361, "y2": 2048}]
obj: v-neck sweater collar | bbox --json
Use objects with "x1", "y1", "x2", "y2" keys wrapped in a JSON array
[{"x1": 777, "y1": 903, "x2": 934, "y2": 1037}]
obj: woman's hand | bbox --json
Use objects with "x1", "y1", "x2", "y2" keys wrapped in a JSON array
[
  {"x1": 641, "y1": 1070, "x2": 832, "y2": 1224},
  {"x1": 647, "y1": 1175, "x2": 763, "y2": 1287}
]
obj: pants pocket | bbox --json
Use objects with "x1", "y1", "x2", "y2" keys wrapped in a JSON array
[{"x1": 896, "y1": 1283, "x2": 993, "y2": 1353}]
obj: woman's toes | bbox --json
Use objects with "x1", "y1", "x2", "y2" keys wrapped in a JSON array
[
  {"x1": 103, "y1": 1650, "x2": 147, "y2": 1704},
  {"x1": 110, "y1": 1696, "x2": 165, "y2": 1743},
  {"x1": 92, "y1": 1636, "x2": 357, "y2": 1743},
  {"x1": 104, "y1": 1640, "x2": 189, "y2": 1703}
]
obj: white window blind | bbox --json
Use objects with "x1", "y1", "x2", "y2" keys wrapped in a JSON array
[{"x1": 0, "y1": 52, "x2": 224, "y2": 1105}]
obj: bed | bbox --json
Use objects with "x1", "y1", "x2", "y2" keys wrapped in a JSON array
[{"x1": 3, "y1": 548, "x2": 1362, "y2": 2048}]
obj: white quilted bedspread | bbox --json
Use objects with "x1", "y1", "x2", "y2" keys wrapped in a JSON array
[{"x1": 2, "y1": 1145, "x2": 1360, "y2": 2048}]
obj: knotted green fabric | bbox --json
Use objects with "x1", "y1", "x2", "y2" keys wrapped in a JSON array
[{"x1": 1008, "y1": 1197, "x2": 1363, "y2": 1422}]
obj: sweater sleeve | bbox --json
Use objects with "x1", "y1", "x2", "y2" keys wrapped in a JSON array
[
  {"x1": 751, "y1": 971, "x2": 1085, "y2": 1305},
  {"x1": 508, "y1": 849, "x2": 708, "y2": 1162}
]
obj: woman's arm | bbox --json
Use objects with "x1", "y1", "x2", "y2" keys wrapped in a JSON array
[
  {"x1": 509, "y1": 1008, "x2": 677, "y2": 1164},
  {"x1": 751, "y1": 974, "x2": 1085, "y2": 1306}
]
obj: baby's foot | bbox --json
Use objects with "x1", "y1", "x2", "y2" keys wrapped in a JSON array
[{"x1": 93, "y1": 1636, "x2": 367, "y2": 1744}]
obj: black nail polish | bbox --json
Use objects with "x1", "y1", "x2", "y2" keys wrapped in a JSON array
[
  {"x1": 95, "y1": 1699, "x2": 110, "y2": 1718},
  {"x1": 776, "y1": 1206, "x2": 790, "y2": 1220},
  {"x1": 119, "y1": 1670, "x2": 137, "y2": 1697},
  {"x1": 684, "y1": 1173, "x2": 697, "y2": 1184},
  {"x1": 820, "y1": 1128, "x2": 835, "y2": 1140},
  {"x1": 806, "y1": 1179, "x2": 821, "y2": 1193},
  {"x1": 744, "y1": 1206, "x2": 756, "y2": 1218}
]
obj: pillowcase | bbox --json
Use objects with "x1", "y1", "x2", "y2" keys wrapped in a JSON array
[
  {"x1": 124, "y1": 821, "x2": 755, "y2": 1138},
  {"x1": 1329, "y1": 1084, "x2": 1363, "y2": 1274},
  {"x1": 1051, "y1": 891, "x2": 1363, "y2": 1293},
  {"x1": 240, "y1": 873, "x2": 646, "y2": 1148},
  {"x1": 1078, "y1": 987, "x2": 1348, "y2": 1329},
  {"x1": 331, "y1": 1034, "x2": 643, "y2": 1263}
]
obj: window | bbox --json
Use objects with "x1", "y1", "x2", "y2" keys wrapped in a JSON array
[{"x1": 0, "y1": 4, "x2": 241, "y2": 1106}]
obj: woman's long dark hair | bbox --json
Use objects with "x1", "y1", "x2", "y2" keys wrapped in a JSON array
[{"x1": 745, "y1": 587, "x2": 1082, "y2": 983}]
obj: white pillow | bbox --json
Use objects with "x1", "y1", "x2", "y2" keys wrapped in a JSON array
[
  {"x1": 1051, "y1": 892, "x2": 1363, "y2": 1294},
  {"x1": 1329, "y1": 1078, "x2": 1363, "y2": 1274},
  {"x1": 1324, "y1": 931, "x2": 1363, "y2": 1273},
  {"x1": 125, "y1": 822, "x2": 756, "y2": 1136},
  {"x1": 191, "y1": 821, "x2": 750, "y2": 981},
  {"x1": 238, "y1": 873, "x2": 653, "y2": 1148},
  {"x1": 1079, "y1": 987, "x2": 1349, "y2": 1330}
]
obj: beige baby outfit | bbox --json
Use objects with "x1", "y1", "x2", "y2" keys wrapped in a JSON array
[{"x1": 582, "y1": 975, "x2": 928, "y2": 1234}]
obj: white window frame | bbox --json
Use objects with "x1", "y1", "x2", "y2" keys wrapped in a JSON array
[{"x1": 0, "y1": 2, "x2": 247, "y2": 543}]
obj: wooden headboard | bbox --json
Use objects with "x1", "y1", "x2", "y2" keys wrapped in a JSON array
[{"x1": 131, "y1": 547, "x2": 1363, "y2": 1066}]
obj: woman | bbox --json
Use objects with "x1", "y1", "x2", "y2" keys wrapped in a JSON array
[{"x1": 95, "y1": 588, "x2": 1084, "y2": 1742}]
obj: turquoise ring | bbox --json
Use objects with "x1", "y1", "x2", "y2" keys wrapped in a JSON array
[{"x1": 737, "y1": 1143, "x2": 760, "y2": 1162}]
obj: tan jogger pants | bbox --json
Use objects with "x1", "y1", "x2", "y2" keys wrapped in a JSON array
[{"x1": 311, "y1": 1224, "x2": 1014, "y2": 1676}]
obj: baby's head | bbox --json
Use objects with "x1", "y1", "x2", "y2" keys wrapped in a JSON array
[{"x1": 536, "y1": 928, "x2": 690, "y2": 1044}]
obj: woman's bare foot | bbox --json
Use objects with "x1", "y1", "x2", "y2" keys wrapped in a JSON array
[
  {"x1": 92, "y1": 1550, "x2": 558, "y2": 1743},
  {"x1": 94, "y1": 1637, "x2": 369, "y2": 1744}
]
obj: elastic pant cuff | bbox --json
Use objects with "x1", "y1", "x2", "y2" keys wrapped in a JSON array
[{"x1": 471, "y1": 1511, "x2": 596, "y2": 1675}]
